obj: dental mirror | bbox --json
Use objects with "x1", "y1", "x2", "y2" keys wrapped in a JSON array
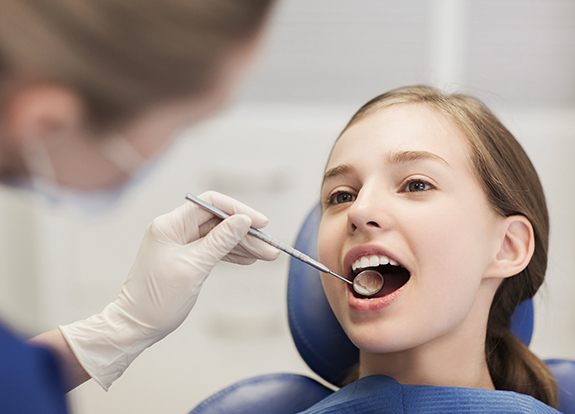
[{"x1": 353, "y1": 270, "x2": 385, "y2": 297}]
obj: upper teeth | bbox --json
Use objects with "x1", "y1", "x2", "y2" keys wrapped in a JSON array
[{"x1": 351, "y1": 255, "x2": 399, "y2": 272}]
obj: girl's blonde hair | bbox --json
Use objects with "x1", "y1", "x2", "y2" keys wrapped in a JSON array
[
  {"x1": 338, "y1": 85, "x2": 557, "y2": 407},
  {"x1": 0, "y1": 0, "x2": 274, "y2": 131}
]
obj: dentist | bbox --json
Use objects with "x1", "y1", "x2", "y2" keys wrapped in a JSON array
[{"x1": 0, "y1": 1, "x2": 278, "y2": 412}]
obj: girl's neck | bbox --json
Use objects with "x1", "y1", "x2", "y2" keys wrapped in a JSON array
[
  {"x1": 359, "y1": 337, "x2": 494, "y2": 390},
  {"x1": 359, "y1": 289, "x2": 496, "y2": 390}
]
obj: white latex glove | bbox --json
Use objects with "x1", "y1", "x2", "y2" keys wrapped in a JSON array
[{"x1": 59, "y1": 191, "x2": 279, "y2": 390}]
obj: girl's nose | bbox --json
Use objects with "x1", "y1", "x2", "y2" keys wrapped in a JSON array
[{"x1": 346, "y1": 186, "x2": 392, "y2": 234}]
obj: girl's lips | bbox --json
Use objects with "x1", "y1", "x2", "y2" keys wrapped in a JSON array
[
  {"x1": 341, "y1": 244, "x2": 411, "y2": 312},
  {"x1": 347, "y1": 279, "x2": 409, "y2": 312}
]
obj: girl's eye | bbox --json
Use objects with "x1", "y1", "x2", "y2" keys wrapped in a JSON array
[
  {"x1": 403, "y1": 179, "x2": 434, "y2": 193},
  {"x1": 327, "y1": 191, "x2": 356, "y2": 205}
]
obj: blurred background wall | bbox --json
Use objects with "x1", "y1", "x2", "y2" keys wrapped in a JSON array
[{"x1": 0, "y1": 0, "x2": 573, "y2": 412}]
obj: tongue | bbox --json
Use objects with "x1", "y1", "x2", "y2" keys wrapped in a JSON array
[
  {"x1": 357, "y1": 265, "x2": 410, "y2": 299},
  {"x1": 371, "y1": 272, "x2": 407, "y2": 298}
]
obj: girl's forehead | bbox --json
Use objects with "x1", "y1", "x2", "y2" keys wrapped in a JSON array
[{"x1": 328, "y1": 104, "x2": 471, "y2": 168}]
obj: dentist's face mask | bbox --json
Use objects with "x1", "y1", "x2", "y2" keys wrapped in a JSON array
[{"x1": 16, "y1": 137, "x2": 155, "y2": 215}]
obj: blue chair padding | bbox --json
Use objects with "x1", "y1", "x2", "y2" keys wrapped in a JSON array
[
  {"x1": 511, "y1": 299, "x2": 534, "y2": 345},
  {"x1": 546, "y1": 359, "x2": 575, "y2": 413},
  {"x1": 287, "y1": 205, "x2": 358, "y2": 387},
  {"x1": 287, "y1": 204, "x2": 535, "y2": 387},
  {"x1": 188, "y1": 373, "x2": 333, "y2": 414}
]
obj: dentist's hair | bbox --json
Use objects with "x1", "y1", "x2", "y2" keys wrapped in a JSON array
[
  {"x1": 338, "y1": 85, "x2": 557, "y2": 407},
  {"x1": 0, "y1": 0, "x2": 274, "y2": 131}
]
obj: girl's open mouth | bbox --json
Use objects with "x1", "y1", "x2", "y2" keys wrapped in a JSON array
[{"x1": 349, "y1": 256, "x2": 411, "y2": 300}]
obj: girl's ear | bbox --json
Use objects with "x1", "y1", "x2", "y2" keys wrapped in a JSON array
[{"x1": 486, "y1": 215, "x2": 535, "y2": 279}]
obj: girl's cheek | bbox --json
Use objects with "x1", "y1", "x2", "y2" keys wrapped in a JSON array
[
  {"x1": 318, "y1": 218, "x2": 340, "y2": 266},
  {"x1": 317, "y1": 231, "x2": 331, "y2": 264}
]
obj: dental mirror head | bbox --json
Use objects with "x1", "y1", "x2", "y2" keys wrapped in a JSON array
[{"x1": 353, "y1": 269, "x2": 385, "y2": 297}]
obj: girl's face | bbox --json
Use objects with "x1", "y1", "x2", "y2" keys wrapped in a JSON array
[{"x1": 318, "y1": 104, "x2": 505, "y2": 356}]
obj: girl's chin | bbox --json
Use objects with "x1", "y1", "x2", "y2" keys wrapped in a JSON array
[{"x1": 344, "y1": 325, "x2": 417, "y2": 355}]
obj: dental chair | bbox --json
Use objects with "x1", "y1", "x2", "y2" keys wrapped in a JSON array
[{"x1": 189, "y1": 206, "x2": 575, "y2": 414}]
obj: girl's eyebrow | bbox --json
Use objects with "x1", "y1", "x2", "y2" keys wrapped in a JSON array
[
  {"x1": 386, "y1": 150, "x2": 450, "y2": 166},
  {"x1": 322, "y1": 164, "x2": 353, "y2": 183},
  {"x1": 322, "y1": 151, "x2": 450, "y2": 184}
]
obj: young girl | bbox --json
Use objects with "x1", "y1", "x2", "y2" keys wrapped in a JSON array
[{"x1": 315, "y1": 85, "x2": 558, "y2": 411}]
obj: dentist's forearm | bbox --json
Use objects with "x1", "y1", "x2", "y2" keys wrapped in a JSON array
[{"x1": 30, "y1": 328, "x2": 91, "y2": 392}]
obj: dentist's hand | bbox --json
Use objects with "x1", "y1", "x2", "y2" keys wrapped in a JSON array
[{"x1": 58, "y1": 191, "x2": 279, "y2": 390}]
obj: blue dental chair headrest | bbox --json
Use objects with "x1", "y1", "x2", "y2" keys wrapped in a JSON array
[{"x1": 190, "y1": 205, "x2": 575, "y2": 414}]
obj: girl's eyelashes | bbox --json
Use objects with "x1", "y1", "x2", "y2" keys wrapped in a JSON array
[
  {"x1": 323, "y1": 177, "x2": 434, "y2": 208},
  {"x1": 325, "y1": 190, "x2": 357, "y2": 206},
  {"x1": 400, "y1": 178, "x2": 435, "y2": 193}
]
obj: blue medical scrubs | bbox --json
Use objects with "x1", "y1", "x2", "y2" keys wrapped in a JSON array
[
  {"x1": 0, "y1": 323, "x2": 69, "y2": 413},
  {"x1": 300, "y1": 375, "x2": 560, "y2": 414}
]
